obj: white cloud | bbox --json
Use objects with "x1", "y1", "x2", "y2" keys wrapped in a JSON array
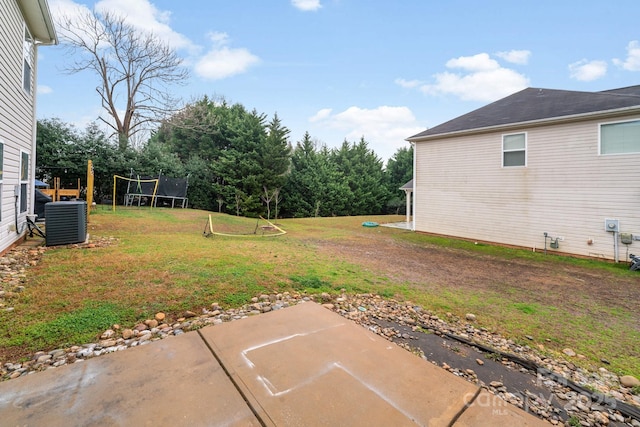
[
  {"x1": 49, "y1": 0, "x2": 93, "y2": 38},
  {"x1": 207, "y1": 31, "x2": 230, "y2": 45},
  {"x1": 445, "y1": 53, "x2": 500, "y2": 71},
  {"x1": 95, "y1": 0, "x2": 194, "y2": 51},
  {"x1": 49, "y1": 0, "x2": 91, "y2": 18},
  {"x1": 50, "y1": 0, "x2": 195, "y2": 53},
  {"x1": 399, "y1": 52, "x2": 529, "y2": 102},
  {"x1": 496, "y1": 50, "x2": 531, "y2": 65},
  {"x1": 292, "y1": 0, "x2": 322, "y2": 11},
  {"x1": 37, "y1": 85, "x2": 53, "y2": 95},
  {"x1": 51, "y1": 1, "x2": 259, "y2": 82},
  {"x1": 308, "y1": 106, "x2": 423, "y2": 161},
  {"x1": 569, "y1": 59, "x2": 607, "y2": 81},
  {"x1": 194, "y1": 32, "x2": 260, "y2": 80},
  {"x1": 422, "y1": 69, "x2": 529, "y2": 102},
  {"x1": 309, "y1": 108, "x2": 333, "y2": 122},
  {"x1": 394, "y1": 78, "x2": 423, "y2": 89},
  {"x1": 613, "y1": 40, "x2": 640, "y2": 71}
]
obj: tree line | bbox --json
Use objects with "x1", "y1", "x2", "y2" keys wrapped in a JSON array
[
  {"x1": 41, "y1": 9, "x2": 413, "y2": 218},
  {"x1": 36, "y1": 97, "x2": 413, "y2": 218}
]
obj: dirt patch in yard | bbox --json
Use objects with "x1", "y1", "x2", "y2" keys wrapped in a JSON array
[{"x1": 314, "y1": 228, "x2": 640, "y2": 337}]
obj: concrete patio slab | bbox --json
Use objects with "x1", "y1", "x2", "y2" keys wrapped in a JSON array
[
  {"x1": 0, "y1": 331, "x2": 260, "y2": 427},
  {"x1": 453, "y1": 390, "x2": 545, "y2": 426},
  {"x1": 200, "y1": 301, "x2": 546, "y2": 426},
  {"x1": 0, "y1": 301, "x2": 547, "y2": 426}
]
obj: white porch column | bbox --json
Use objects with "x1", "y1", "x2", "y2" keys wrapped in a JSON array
[{"x1": 404, "y1": 189, "x2": 411, "y2": 224}]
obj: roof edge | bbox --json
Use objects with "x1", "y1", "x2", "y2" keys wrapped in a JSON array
[
  {"x1": 17, "y1": 0, "x2": 58, "y2": 45},
  {"x1": 406, "y1": 105, "x2": 640, "y2": 142}
]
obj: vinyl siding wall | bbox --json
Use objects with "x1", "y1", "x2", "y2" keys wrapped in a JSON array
[
  {"x1": 0, "y1": 0, "x2": 36, "y2": 253},
  {"x1": 414, "y1": 115, "x2": 640, "y2": 260}
]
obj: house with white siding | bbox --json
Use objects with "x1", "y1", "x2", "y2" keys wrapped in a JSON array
[
  {"x1": 406, "y1": 86, "x2": 640, "y2": 262},
  {"x1": 0, "y1": 0, "x2": 57, "y2": 254}
]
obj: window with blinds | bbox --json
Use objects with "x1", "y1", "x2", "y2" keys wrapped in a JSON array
[{"x1": 600, "y1": 119, "x2": 640, "y2": 155}]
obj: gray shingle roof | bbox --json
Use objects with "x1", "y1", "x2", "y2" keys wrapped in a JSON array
[
  {"x1": 399, "y1": 179, "x2": 413, "y2": 190},
  {"x1": 408, "y1": 85, "x2": 640, "y2": 140}
]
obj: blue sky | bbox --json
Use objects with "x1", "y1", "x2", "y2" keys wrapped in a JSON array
[{"x1": 37, "y1": 0, "x2": 640, "y2": 162}]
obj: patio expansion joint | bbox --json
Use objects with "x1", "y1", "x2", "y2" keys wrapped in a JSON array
[
  {"x1": 197, "y1": 329, "x2": 270, "y2": 427},
  {"x1": 448, "y1": 386, "x2": 481, "y2": 427}
]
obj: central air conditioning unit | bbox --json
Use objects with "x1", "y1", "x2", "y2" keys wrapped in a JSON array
[{"x1": 45, "y1": 201, "x2": 87, "y2": 246}]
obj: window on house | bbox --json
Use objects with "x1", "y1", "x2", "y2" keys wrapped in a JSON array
[
  {"x1": 600, "y1": 119, "x2": 640, "y2": 155},
  {"x1": 20, "y1": 152, "x2": 28, "y2": 213},
  {"x1": 23, "y1": 26, "x2": 33, "y2": 94},
  {"x1": 502, "y1": 133, "x2": 526, "y2": 167}
]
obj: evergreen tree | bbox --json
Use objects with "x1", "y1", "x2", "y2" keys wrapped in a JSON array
[
  {"x1": 36, "y1": 119, "x2": 134, "y2": 202},
  {"x1": 36, "y1": 118, "x2": 79, "y2": 183},
  {"x1": 38, "y1": 100, "x2": 407, "y2": 218},
  {"x1": 136, "y1": 137, "x2": 185, "y2": 178},
  {"x1": 182, "y1": 154, "x2": 214, "y2": 210},
  {"x1": 385, "y1": 145, "x2": 413, "y2": 189},
  {"x1": 281, "y1": 133, "x2": 320, "y2": 217},
  {"x1": 211, "y1": 107, "x2": 267, "y2": 215},
  {"x1": 155, "y1": 97, "x2": 220, "y2": 163},
  {"x1": 385, "y1": 145, "x2": 413, "y2": 214},
  {"x1": 260, "y1": 113, "x2": 291, "y2": 218},
  {"x1": 281, "y1": 134, "x2": 349, "y2": 218},
  {"x1": 331, "y1": 138, "x2": 389, "y2": 216}
]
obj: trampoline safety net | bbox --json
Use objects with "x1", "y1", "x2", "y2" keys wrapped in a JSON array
[{"x1": 125, "y1": 175, "x2": 188, "y2": 208}]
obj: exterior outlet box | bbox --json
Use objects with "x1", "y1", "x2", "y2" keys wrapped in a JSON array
[
  {"x1": 620, "y1": 233, "x2": 633, "y2": 244},
  {"x1": 605, "y1": 219, "x2": 619, "y2": 232},
  {"x1": 634, "y1": 234, "x2": 640, "y2": 241}
]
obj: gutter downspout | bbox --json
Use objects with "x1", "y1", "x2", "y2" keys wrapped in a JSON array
[{"x1": 29, "y1": 45, "x2": 40, "y2": 222}]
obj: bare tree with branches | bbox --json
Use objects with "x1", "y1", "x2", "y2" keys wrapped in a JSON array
[
  {"x1": 261, "y1": 186, "x2": 278, "y2": 220},
  {"x1": 57, "y1": 9, "x2": 189, "y2": 150}
]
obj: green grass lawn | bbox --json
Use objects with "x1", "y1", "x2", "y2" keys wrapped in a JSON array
[{"x1": 1, "y1": 207, "x2": 638, "y2": 380}]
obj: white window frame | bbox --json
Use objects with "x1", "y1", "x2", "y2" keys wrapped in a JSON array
[
  {"x1": 599, "y1": 118, "x2": 640, "y2": 155},
  {"x1": 502, "y1": 132, "x2": 527, "y2": 167},
  {"x1": 23, "y1": 25, "x2": 33, "y2": 95}
]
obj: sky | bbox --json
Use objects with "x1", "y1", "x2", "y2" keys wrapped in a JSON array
[{"x1": 36, "y1": 0, "x2": 640, "y2": 163}]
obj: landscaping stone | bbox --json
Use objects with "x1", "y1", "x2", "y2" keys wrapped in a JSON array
[
  {"x1": 134, "y1": 323, "x2": 147, "y2": 332},
  {"x1": 100, "y1": 329, "x2": 115, "y2": 340},
  {"x1": 144, "y1": 319, "x2": 159, "y2": 328},
  {"x1": 620, "y1": 375, "x2": 640, "y2": 388},
  {"x1": 99, "y1": 339, "x2": 117, "y2": 348}
]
